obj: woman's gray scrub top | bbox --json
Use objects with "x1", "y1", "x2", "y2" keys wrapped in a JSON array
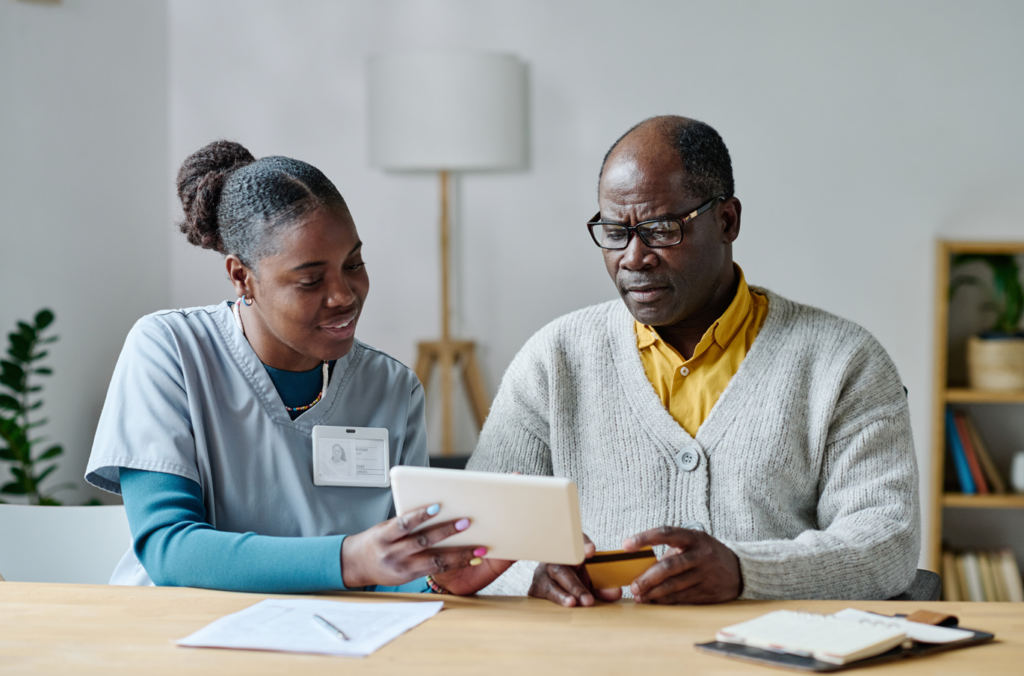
[{"x1": 85, "y1": 302, "x2": 426, "y2": 585}]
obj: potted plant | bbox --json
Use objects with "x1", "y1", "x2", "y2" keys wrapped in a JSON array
[
  {"x1": 950, "y1": 254, "x2": 1024, "y2": 391},
  {"x1": 0, "y1": 309, "x2": 71, "y2": 504}
]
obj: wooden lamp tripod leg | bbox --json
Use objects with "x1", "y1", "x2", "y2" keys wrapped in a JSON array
[
  {"x1": 413, "y1": 170, "x2": 491, "y2": 456},
  {"x1": 460, "y1": 343, "x2": 490, "y2": 430},
  {"x1": 414, "y1": 340, "x2": 490, "y2": 455},
  {"x1": 439, "y1": 343, "x2": 456, "y2": 457}
]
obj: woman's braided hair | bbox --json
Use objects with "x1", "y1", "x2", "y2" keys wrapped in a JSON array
[{"x1": 176, "y1": 140, "x2": 348, "y2": 271}]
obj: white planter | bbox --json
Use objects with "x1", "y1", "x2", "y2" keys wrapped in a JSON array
[{"x1": 966, "y1": 335, "x2": 1024, "y2": 390}]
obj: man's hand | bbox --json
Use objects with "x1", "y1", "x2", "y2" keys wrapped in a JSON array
[
  {"x1": 623, "y1": 526, "x2": 742, "y2": 604},
  {"x1": 528, "y1": 534, "x2": 624, "y2": 607}
]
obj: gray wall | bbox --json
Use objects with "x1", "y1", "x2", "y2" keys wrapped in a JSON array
[
  {"x1": 0, "y1": 0, "x2": 169, "y2": 503},
  {"x1": 4, "y1": 1, "x2": 1023, "y2": 563},
  {"x1": 168, "y1": 0, "x2": 1024, "y2": 561}
]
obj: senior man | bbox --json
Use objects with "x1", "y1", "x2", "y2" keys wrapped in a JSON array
[{"x1": 465, "y1": 116, "x2": 920, "y2": 605}]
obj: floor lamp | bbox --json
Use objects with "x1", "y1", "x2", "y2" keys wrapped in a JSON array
[{"x1": 368, "y1": 52, "x2": 527, "y2": 456}]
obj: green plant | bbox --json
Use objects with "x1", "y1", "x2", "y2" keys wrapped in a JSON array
[
  {"x1": 950, "y1": 254, "x2": 1024, "y2": 336},
  {"x1": 0, "y1": 309, "x2": 70, "y2": 505}
]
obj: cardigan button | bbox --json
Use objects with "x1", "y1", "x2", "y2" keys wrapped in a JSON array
[{"x1": 676, "y1": 449, "x2": 700, "y2": 471}]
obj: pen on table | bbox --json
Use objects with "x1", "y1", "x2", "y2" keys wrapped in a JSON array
[{"x1": 312, "y1": 613, "x2": 350, "y2": 641}]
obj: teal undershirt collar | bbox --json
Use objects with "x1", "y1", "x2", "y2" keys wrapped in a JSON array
[{"x1": 264, "y1": 361, "x2": 337, "y2": 420}]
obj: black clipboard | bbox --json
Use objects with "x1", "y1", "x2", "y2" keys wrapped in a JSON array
[{"x1": 694, "y1": 617, "x2": 994, "y2": 672}]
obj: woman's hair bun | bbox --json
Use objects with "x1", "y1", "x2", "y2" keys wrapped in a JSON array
[{"x1": 176, "y1": 140, "x2": 256, "y2": 252}]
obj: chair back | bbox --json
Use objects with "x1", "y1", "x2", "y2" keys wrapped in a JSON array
[
  {"x1": 887, "y1": 569, "x2": 941, "y2": 601},
  {"x1": 0, "y1": 504, "x2": 130, "y2": 584}
]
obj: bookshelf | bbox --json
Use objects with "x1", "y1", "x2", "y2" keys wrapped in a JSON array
[
  {"x1": 945, "y1": 389, "x2": 1024, "y2": 404},
  {"x1": 942, "y1": 494, "x2": 1024, "y2": 509},
  {"x1": 928, "y1": 240, "x2": 1024, "y2": 580}
]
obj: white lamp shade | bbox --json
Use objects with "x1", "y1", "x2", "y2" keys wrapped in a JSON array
[{"x1": 368, "y1": 51, "x2": 527, "y2": 171}]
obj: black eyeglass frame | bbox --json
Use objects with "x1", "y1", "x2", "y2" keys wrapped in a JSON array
[{"x1": 586, "y1": 195, "x2": 725, "y2": 250}]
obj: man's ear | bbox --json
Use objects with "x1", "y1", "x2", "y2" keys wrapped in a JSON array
[
  {"x1": 721, "y1": 197, "x2": 742, "y2": 243},
  {"x1": 225, "y1": 255, "x2": 255, "y2": 299}
]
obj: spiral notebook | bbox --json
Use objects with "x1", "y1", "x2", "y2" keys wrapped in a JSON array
[{"x1": 696, "y1": 608, "x2": 993, "y2": 672}]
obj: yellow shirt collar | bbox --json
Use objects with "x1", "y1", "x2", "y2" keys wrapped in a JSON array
[
  {"x1": 635, "y1": 265, "x2": 752, "y2": 354},
  {"x1": 636, "y1": 322, "x2": 658, "y2": 349}
]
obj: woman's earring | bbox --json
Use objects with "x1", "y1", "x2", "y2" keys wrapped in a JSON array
[{"x1": 242, "y1": 295, "x2": 254, "y2": 307}]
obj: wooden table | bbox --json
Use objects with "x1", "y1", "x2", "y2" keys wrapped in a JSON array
[{"x1": 1, "y1": 582, "x2": 1021, "y2": 675}]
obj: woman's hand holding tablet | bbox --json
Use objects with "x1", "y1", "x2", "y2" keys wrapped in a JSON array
[{"x1": 339, "y1": 503, "x2": 486, "y2": 588}]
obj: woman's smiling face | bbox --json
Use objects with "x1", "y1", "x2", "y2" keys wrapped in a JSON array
[{"x1": 229, "y1": 206, "x2": 369, "y2": 371}]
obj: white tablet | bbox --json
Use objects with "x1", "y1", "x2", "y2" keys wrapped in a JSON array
[
  {"x1": 312, "y1": 426, "x2": 390, "y2": 488},
  {"x1": 390, "y1": 466, "x2": 585, "y2": 565}
]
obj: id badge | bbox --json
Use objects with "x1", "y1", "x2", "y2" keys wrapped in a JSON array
[{"x1": 312, "y1": 425, "x2": 390, "y2": 488}]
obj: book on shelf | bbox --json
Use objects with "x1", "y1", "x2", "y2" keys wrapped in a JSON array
[
  {"x1": 963, "y1": 413, "x2": 1008, "y2": 493},
  {"x1": 953, "y1": 411, "x2": 988, "y2": 494},
  {"x1": 977, "y1": 551, "x2": 997, "y2": 601},
  {"x1": 941, "y1": 548, "x2": 1024, "y2": 602},
  {"x1": 1001, "y1": 550, "x2": 1024, "y2": 601},
  {"x1": 945, "y1": 408, "x2": 976, "y2": 494},
  {"x1": 961, "y1": 552, "x2": 985, "y2": 601},
  {"x1": 944, "y1": 408, "x2": 1009, "y2": 495},
  {"x1": 991, "y1": 552, "x2": 1009, "y2": 602},
  {"x1": 941, "y1": 551, "x2": 961, "y2": 601},
  {"x1": 954, "y1": 552, "x2": 970, "y2": 599}
]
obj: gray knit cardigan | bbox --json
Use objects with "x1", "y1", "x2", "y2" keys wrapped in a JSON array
[{"x1": 466, "y1": 289, "x2": 920, "y2": 600}]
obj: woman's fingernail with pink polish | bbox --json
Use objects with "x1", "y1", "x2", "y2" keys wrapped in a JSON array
[
  {"x1": 473, "y1": 547, "x2": 487, "y2": 557},
  {"x1": 455, "y1": 518, "x2": 470, "y2": 531}
]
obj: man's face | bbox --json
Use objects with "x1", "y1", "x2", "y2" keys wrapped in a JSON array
[{"x1": 598, "y1": 145, "x2": 737, "y2": 327}]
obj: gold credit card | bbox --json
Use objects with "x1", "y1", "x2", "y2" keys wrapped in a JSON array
[{"x1": 585, "y1": 548, "x2": 657, "y2": 588}]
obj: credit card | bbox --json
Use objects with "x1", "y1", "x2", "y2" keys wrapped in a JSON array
[{"x1": 585, "y1": 548, "x2": 656, "y2": 588}]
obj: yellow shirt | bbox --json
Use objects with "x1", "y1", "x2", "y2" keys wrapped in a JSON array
[{"x1": 636, "y1": 267, "x2": 768, "y2": 437}]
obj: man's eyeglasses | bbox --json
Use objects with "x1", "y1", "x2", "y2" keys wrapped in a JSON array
[{"x1": 587, "y1": 196, "x2": 724, "y2": 250}]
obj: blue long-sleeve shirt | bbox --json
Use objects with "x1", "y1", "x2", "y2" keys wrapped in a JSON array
[{"x1": 121, "y1": 468, "x2": 430, "y2": 593}]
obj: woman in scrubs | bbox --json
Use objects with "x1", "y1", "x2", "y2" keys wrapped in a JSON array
[{"x1": 86, "y1": 141, "x2": 492, "y2": 594}]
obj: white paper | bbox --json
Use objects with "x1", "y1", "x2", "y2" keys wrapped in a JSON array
[
  {"x1": 177, "y1": 599, "x2": 444, "y2": 657},
  {"x1": 832, "y1": 608, "x2": 973, "y2": 644}
]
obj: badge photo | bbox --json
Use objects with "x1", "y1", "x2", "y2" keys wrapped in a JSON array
[{"x1": 312, "y1": 426, "x2": 390, "y2": 488}]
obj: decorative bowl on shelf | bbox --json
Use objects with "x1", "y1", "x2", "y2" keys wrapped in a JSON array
[{"x1": 967, "y1": 333, "x2": 1024, "y2": 391}]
